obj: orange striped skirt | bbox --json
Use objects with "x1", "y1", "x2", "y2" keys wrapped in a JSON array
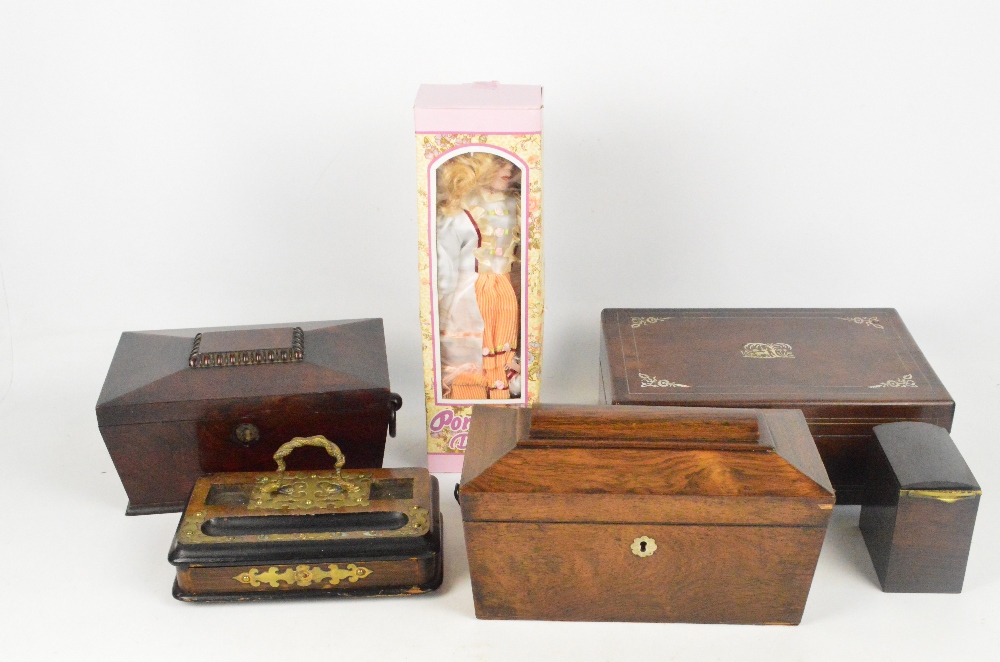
[{"x1": 475, "y1": 272, "x2": 519, "y2": 399}]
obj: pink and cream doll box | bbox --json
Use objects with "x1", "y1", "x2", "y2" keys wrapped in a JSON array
[{"x1": 414, "y1": 82, "x2": 544, "y2": 473}]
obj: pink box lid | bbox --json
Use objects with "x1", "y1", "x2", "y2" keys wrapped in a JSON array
[{"x1": 414, "y1": 82, "x2": 542, "y2": 134}]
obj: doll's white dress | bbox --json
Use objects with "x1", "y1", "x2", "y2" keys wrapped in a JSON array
[{"x1": 436, "y1": 210, "x2": 485, "y2": 396}]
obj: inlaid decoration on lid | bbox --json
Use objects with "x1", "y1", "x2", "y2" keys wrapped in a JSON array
[
  {"x1": 189, "y1": 326, "x2": 304, "y2": 368},
  {"x1": 741, "y1": 343, "x2": 795, "y2": 359}
]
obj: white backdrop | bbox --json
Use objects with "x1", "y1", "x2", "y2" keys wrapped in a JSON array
[{"x1": 0, "y1": 2, "x2": 997, "y2": 660}]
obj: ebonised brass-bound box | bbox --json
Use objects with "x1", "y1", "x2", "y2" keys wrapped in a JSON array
[
  {"x1": 97, "y1": 319, "x2": 402, "y2": 515},
  {"x1": 860, "y1": 422, "x2": 980, "y2": 593},
  {"x1": 459, "y1": 404, "x2": 834, "y2": 624},
  {"x1": 169, "y1": 436, "x2": 442, "y2": 602},
  {"x1": 600, "y1": 308, "x2": 954, "y2": 504}
]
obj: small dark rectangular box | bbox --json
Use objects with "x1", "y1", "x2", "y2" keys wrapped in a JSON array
[
  {"x1": 599, "y1": 308, "x2": 955, "y2": 503},
  {"x1": 97, "y1": 319, "x2": 401, "y2": 515},
  {"x1": 859, "y1": 422, "x2": 980, "y2": 593}
]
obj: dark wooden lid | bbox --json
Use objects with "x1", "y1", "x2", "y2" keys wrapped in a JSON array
[
  {"x1": 874, "y1": 421, "x2": 979, "y2": 490},
  {"x1": 96, "y1": 319, "x2": 389, "y2": 424},
  {"x1": 601, "y1": 308, "x2": 953, "y2": 412},
  {"x1": 459, "y1": 404, "x2": 834, "y2": 526}
]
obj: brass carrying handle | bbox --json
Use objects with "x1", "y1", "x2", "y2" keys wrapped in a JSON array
[{"x1": 273, "y1": 435, "x2": 346, "y2": 473}]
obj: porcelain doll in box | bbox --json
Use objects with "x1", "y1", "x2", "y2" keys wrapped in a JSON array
[{"x1": 435, "y1": 152, "x2": 522, "y2": 400}]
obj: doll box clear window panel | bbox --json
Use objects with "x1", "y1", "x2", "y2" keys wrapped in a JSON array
[{"x1": 429, "y1": 147, "x2": 528, "y2": 405}]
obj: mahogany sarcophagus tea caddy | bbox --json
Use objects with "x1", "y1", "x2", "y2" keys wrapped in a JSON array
[
  {"x1": 169, "y1": 436, "x2": 442, "y2": 601},
  {"x1": 860, "y1": 422, "x2": 980, "y2": 593},
  {"x1": 97, "y1": 319, "x2": 402, "y2": 515},
  {"x1": 459, "y1": 404, "x2": 835, "y2": 624},
  {"x1": 600, "y1": 308, "x2": 954, "y2": 504}
]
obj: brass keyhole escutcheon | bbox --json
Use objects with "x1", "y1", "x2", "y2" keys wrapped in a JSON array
[
  {"x1": 233, "y1": 423, "x2": 261, "y2": 447},
  {"x1": 631, "y1": 536, "x2": 656, "y2": 558}
]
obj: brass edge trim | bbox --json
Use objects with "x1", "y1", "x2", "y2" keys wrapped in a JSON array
[{"x1": 901, "y1": 489, "x2": 981, "y2": 503}]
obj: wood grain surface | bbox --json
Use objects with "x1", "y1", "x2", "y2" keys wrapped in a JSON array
[
  {"x1": 465, "y1": 521, "x2": 827, "y2": 623},
  {"x1": 460, "y1": 404, "x2": 834, "y2": 623}
]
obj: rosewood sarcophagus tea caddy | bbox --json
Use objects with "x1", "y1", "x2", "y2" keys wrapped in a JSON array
[
  {"x1": 169, "y1": 436, "x2": 442, "y2": 601},
  {"x1": 97, "y1": 319, "x2": 402, "y2": 514},
  {"x1": 459, "y1": 404, "x2": 835, "y2": 624},
  {"x1": 600, "y1": 308, "x2": 954, "y2": 504}
]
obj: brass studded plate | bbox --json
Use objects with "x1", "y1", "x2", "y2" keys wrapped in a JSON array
[{"x1": 248, "y1": 471, "x2": 372, "y2": 511}]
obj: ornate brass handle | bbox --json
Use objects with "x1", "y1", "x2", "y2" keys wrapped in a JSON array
[{"x1": 273, "y1": 435, "x2": 346, "y2": 473}]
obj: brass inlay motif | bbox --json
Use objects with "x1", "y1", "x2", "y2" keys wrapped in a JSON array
[
  {"x1": 869, "y1": 374, "x2": 917, "y2": 388},
  {"x1": 631, "y1": 316, "x2": 671, "y2": 328},
  {"x1": 741, "y1": 343, "x2": 795, "y2": 359},
  {"x1": 638, "y1": 372, "x2": 689, "y2": 388},
  {"x1": 234, "y1": 563, "x2": 372, "y2": 588},
  {"x1": 902, "y1": 489, "x2": 981, "y2": 503},
  {"x1": 189, "y1": 326, "x2": 304, "y2": 368},
  {"x1": 631, "y1": 536, "x2": 657, "y2": 557},
  {"x1": 837, "y1": 316, "x2": 884, "y2": 329}
]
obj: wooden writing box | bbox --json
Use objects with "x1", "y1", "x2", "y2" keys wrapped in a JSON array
[
  {"x1": 169, "y1": 436, "x2": 442, "y2": 601},
  {"x1": 97, "y1": 319, "x2": 402, "y2": 514},
  {"x1": 860, "y1": 422, "x2": 980, "y2": 593},
  {"x1": 600, "y1": 308, "x2": 954, "y2": 504},
  {"x1": 459, "y1": 404, "x2": 835, "y2": 624}
]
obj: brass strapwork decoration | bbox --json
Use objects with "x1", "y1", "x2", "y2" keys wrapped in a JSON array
[
  {"x1": 638, "y1": 372, "x2": 689, "y2": 388},
  {"x1": 741, "y1": 343, "x2": 795, "y2": 359},
  {"x1": 901, "y1": 489, "x2": 981, "y2": 503},
  {"x1": 234, "y1": 564, "x2": 373, "y2": 588},
  {"x1": 631, "y1": 536, "x2": 657, "y2": 557},
  {"x1": 631, "y1": 317, "x2": 671, "y2": 328},
  {"x1": 189, "y1": 326, "x2": 304, "y2": 368},
  {"x1": 837, "y1": 316, "x2": 884, "y2": 330},
  {"x1": 869, "y1": 374, "x2": 918, "y2": 389}
]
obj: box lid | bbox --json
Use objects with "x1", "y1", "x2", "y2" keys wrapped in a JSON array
[
  {"x1": 414, "y1": 82, "x2": 542, "y2": 133},
  {"x1": 168, "y1": 466, "x2": 438, "y2": 567},
  {"x1": 96, "y1": 319, "x2": 390, "y2": 425},
  {"x1": 874, "y1": 422, "x2": 979, "y2": 491},
  {"x1": 459, "y1": 404, "x2": 834, "y2": 526},
  {"x1": 601, "y1": 308, "x2": 954, "y2": 415}
]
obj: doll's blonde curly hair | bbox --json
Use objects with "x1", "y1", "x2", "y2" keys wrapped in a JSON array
[{"x1": 436, "y1": 152, "x2": 514, "y2": 216}]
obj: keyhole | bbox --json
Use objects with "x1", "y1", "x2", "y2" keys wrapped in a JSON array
[
  {"x1": 233, "y1": 423, "x2": 260, "y2": 447},
  {"x1": 631, "y1": 535, "x2": 656, "y2": 557}
]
